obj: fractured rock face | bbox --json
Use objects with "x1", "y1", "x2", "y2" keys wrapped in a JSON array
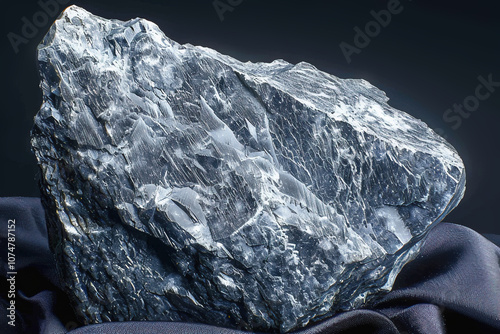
[{"x1": 31, "y1": 6, "x2": 465, "y2": 332}]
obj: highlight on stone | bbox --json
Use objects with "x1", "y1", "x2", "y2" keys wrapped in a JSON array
[{"x1": 31, "y1": 6, "x2": 465, "y2": 332}]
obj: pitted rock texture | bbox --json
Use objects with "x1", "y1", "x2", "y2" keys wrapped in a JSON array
[{"x1": 31, "y1": 6, "x2": 465, "y2": 332}]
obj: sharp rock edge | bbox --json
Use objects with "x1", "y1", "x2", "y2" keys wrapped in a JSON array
[{"x1": 31, "y1": 5, "x2": 465, "y2": 333}]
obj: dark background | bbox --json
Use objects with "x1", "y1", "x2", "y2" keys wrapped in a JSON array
[{"x1": 1, "y1": 0, "x2": 499, "y2": 234}]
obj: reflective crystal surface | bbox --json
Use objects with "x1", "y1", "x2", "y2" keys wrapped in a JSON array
[{"x1": 31, "y1": 6, "x2": 465, "y2": 332}]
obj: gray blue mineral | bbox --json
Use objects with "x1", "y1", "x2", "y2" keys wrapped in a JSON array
[{"x1": 31, "y1": 5, "x2": 465, "y2": 332}]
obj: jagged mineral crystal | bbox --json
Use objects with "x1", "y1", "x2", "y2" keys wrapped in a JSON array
[{"x1": 31, "y1": 5, "x2": 466, "y2": 332}]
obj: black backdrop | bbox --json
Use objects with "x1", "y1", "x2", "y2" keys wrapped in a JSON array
[{"x1": 1, "y1": 0, "x2": 499, "y2": 233}]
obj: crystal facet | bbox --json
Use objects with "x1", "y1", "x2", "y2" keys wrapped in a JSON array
[{"x1": 31, "y1": 6, "x2": 465, "y2": 332}]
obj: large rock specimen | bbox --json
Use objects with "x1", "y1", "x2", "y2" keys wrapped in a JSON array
[{"x1": 31, "y1": 6, "x2": 465, "y2": 333}]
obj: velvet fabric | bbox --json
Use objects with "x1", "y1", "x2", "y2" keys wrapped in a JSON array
[{"x1": 1, "y1": 197, "x2": 499, "y2": 334}]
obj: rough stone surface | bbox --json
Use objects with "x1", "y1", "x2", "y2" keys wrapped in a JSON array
[{"x1": 31, "y1": 6, "x2": 465, "y2": 332}]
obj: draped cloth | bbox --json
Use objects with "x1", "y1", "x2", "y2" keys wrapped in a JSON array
[{"x1": 1, "y1": 197, "x2": 499, "y2": 334}]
